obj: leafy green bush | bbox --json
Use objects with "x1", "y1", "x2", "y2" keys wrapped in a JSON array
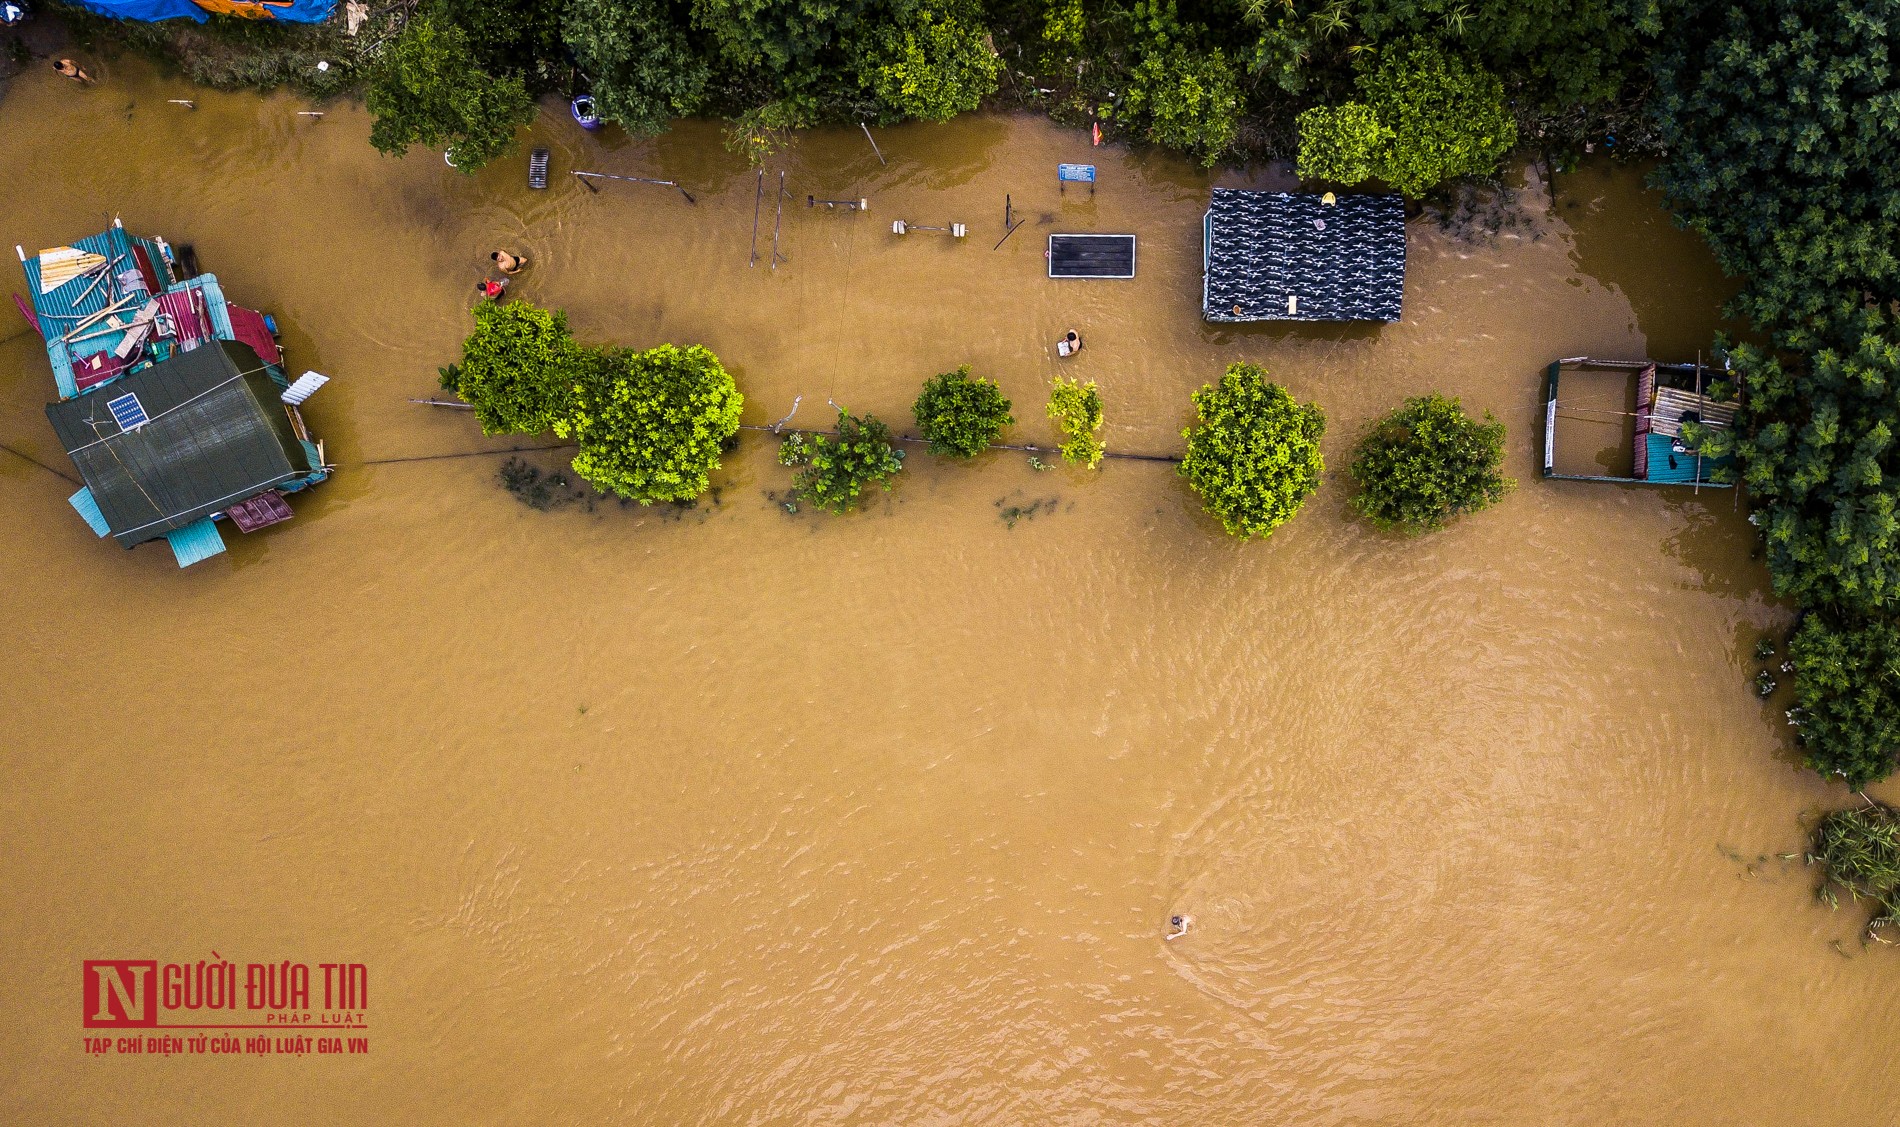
[
  {"x1": 913, "y1": 365, "x2": 1013, "y2": 457},
  {"x1": 365, "y1": 15, "x2": 535, "y2": 171},
  {"x1": 725, "y1": 98, "x2": 818, "y2": 164},
  {"x1": 1789, "y1": 613, "x2": 1900, "y2": 789},
  {"x1": 1296, "y1": 102, "x2": 1389, "y2": 184},
  {"x1": 1811, "y1": 802, "x2": 1900, "y2": 935},
  {"x1": 1121, "y1": 42, "x2": 1240, "y2": 165},
  {"x1": 453, "y1": 300, "x2": 581, "y2": 435},
  {"x1": 1180, "y1": 363, "x2": 1325, "y2": 539},
  {"x1": 1358, "y1": 40, "x2": 1515, "y2": 197},
  {"x1": 779, "y1": 409, "x2": 907, "y2": 512},
  {"x1": 565, "y1": 0, "x2": 710, "y2": 134},
  {"x1": 1348, "y1": 393, "x2": 1513, "y2": 533},
  {"x1": 858, "y1": 4, "x2": 1001, "y2": 123},
  {"x1": 1046, "y1": 377, "x2": 1105, "y2": 468},
  {"x1": 1042, "y1": 0, "x2": 1084, "y2": 49},
  {"x1": 553, "y1": 344, "x2": 744, "y2": 503}
]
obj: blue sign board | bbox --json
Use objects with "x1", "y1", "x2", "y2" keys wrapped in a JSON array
[{"x1": 1057, "y1": 164, "x2": 1097, "y2": 183}]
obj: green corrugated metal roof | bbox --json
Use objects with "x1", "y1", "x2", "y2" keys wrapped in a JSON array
[{"x1": 44, "y1": 341, "x2": 312, "y2": 548}]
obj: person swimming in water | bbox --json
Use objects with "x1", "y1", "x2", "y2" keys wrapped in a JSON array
[
  {"x1": 1165, "y1": 915, "x2": 1192, "y2": 940},
  {"x1": 491, "y1": 250, "x2": 526, "y2": 275}
]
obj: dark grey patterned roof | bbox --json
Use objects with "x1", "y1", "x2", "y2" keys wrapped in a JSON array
[{"x1": 1202, "y1": 190, "x2": 1405, "y2": 322}]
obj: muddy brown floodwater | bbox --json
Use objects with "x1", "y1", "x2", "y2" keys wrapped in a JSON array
[{"x1": 3, "y1": 57, "x2": 1897, "y2": 1126}]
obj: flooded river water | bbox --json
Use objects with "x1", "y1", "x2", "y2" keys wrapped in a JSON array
[{"x1": 3, "y1": 57, "x2": 1897, "y2": 1125}]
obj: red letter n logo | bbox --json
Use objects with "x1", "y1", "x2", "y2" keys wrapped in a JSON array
[{"x1": 84, "y1": 961, "x2": 157, "y2": 1027}]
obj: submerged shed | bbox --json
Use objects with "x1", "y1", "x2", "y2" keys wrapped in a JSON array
[
  {"x1": 45, "y1": 340, "x2": 325, "y2": 557},
  {"x1": 18, "y1": 219, "x2": 332, "y2": 566},
  {"x1": 1202, "y1": 189, "x2": 1405, "y2": 322}
]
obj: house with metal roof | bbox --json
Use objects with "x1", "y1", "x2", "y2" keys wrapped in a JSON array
[
  {"x1": 1202, "y1": 189, "x2": 1405, "y2": 323},
  {"x1": 14, "y1": 219, "x2": 331, "y2": 567}
]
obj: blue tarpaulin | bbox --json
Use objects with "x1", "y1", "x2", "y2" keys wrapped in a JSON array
[{"x1": 63, "y1": 0, "x2": 335, "y2": 23}]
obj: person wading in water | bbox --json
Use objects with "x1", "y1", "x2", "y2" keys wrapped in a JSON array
[
  {"x1": 52, "y1": 58, "x2": 94, "y2": 84},
  {"x1": 491, "y1": 250, "x2": 526, "y2": 275}
]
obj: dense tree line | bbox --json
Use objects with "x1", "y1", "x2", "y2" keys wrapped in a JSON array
[
  {"x1": 1655, "y1": 0, "x2": 1900, "y2": 786},
  {"x1": 352, "y1": 0, "x2": 1662, "y2": 171}
]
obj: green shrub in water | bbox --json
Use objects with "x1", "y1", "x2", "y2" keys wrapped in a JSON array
[
  {"x1": 1348, "y1": 393, "x2": 1513, "y2": 533},
  {"x1": 1180, "y1": 363, "x2": 1325, "y2": 539},
  {"x1": 1046, "y1": 377, "x2": 1105, "y2": 468},
  {"x1": 555, "y1": 343, "x2": 744, "y2": 504},
  {"x1": 1811, "y1": 802, "x2": 1900, "y2": 939},
  {"x1": 913, "y1": 365, "x2": 1014, "y2": 458},
  {"x1": 779, "y1": 409, "x2": 906, "y2": 513},
  {"x1": 1789, "y1": 612, "x2": 1900, "y2": 788}
]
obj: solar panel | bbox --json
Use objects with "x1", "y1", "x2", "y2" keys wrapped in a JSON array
[{"x1": 106, "y1": 391, "x2": 149, "y2": 431}]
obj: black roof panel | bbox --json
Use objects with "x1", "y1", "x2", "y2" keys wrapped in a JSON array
[{"x1": 1203, "y1": 190, "x2": 1405, "y2": 322}]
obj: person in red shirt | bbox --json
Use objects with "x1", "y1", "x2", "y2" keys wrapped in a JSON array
[{"x1": 476, "y1": 277, "x2": 508, "y2": 301}]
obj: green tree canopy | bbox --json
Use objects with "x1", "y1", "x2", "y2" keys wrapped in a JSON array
[
  {"x1": 431, "y1": 0, "x2": 566, "y2": 90},
  {"x1": 857, "y1": 3, "x2": 1001, "y2": 122},
  {"x1": 1790, "y1": 612, "x2": 1900, "y2": 788},
  {"x1": 1695, "y1": 314, "x2": 1900, "y2": 615},
  {"x1": 1296, "y1": 101, "x2": 1389, "y2": 184},
  {"x1": 913, "y1": 365, "x2": 1013, "y2": 457},
  {"x1": 365, "y1": 15, "x2": 535, "y2": 172},
  {"x1": 451, "y1": 300, "x2": 581, "y2": 435},
  {"x1": 1652, "y1": 0, "x2": 1900, "y2": 331},
  {"x1": 1122, "y1": 41, "x2": 1240, "y2": 165},
  {"x1": 1180, "y1": 363, "x2": 1326, "y2": 539},
  {"x1": 779, "y1": 409, "x2": 907, "y2": 512},
  {"x1": 1356, "y1": 39, "x2": 1515, "y2": 197},
  {"x1": 690, "y1": 0, "x2": 887, "y2": 101},
  {"x1": 553, "y1": 343, "x2": 744, "y2": 503},
  {"x1": 1353, "y1": 0, "x2": 1659, "y2": 109},
  {"x1": 565, "y1": 0, "x2": 710, "y2": 134},
  {"x1": 1348, "y1": 393, "x2": 1513, "y2": 533},
  {"x1": 1046, "y1": 377, "x2": 1105, "y2": 468}
]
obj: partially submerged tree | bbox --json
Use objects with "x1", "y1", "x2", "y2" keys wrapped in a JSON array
[
  {"x1": 1180, "y1": 363, "x2": 1325, "y2": 539},
  {"x1": 450, "y1": 300, "x2": 580, "y2": 435},
  {"x1": 1357, "y1": 40, "x2": 1515, "y2": 198},
  {"x1": 913, "y1": 365, "x2": 1013, "y2": 457},
  {"x1": 1788, "y1": 613, "x2": 1900, "y2": 789},
  {"x1": 1296, "y1": 102, "x2": 1389, "y2": 184},
  {"x1": 1810, "y1": 801, "x2": 1900, "y2": 940},
  {"x1": 1286, "y1": 40, "x2": 1513, "y2": 195},
  {"x1": 1354, "y1": 0, "x2": 1658, "y2": 110},
  {"x1": 1121, "y1": 41, "x2": 1240, "y2": 166},
  {"x1": 1652, "y1": 0, "x2": 1900, "y2": 331},
  {"x1": 554, "y1": 343, "x2": 744, "y2": 503},
  {"x1": 1046, "y1": 377, "x2": 1105, "y2": 468},
  {"x1": 432, "y1": 0, "x2": 566, "y2": 91},
  {"x1": 565, "y1": 0, "x2": 710, "y2": 134},
  {"x1": 779, "y1": 409, "x2": 906, "y2": 512},
  {"x1": 1693, "y1": 318, "x2": 1900, "y2": 616},
  {"x1": 365, "y1": 15, "x2": 535, "y2": 172},
  {"x1": 857, "y1": 3, "x2": 1001, "y2": 123},
  {"x1": 1348, "y1": 393, "x2": 1513, "y2": 533}
]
